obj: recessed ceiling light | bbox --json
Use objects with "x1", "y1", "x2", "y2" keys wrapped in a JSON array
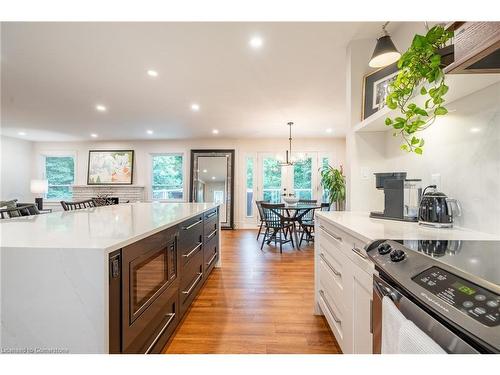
[
  {"x1": 202, "y1": 169, "x2": 208, "y2": 173},
  {"x1": 470, "y1": 127, "x2": 481, "y2": 133},
  {"x1": 212, "y1": 129, "x2": 219, "y2": 135},
  {"x1": 18, "y1": 131, "x2": 27, "y2": 136},
  {"x1": 146, "y1": 130, "x2": 154, "y2": 135},
  {"x1": 90, "y1": 133, "x2": 98, "y2": 138},
  {"x1": 147, "y1": 70, "x2": 158, "y2": 77},
  {"x1": 95, "y1": 104, "x2": 107, "y2": 112},
  {"x1": 191, "y1": 103, "x2": 200, "y2": 112},
  {"x1": 249, "y1": 36, "x2": 263, "y2": 49},
  {"x1": 212, "y1": 176, "x2": 216, "y2": 180},
  {"x1": 326, "y1": 128, "x2": 333, "y2": 133}
]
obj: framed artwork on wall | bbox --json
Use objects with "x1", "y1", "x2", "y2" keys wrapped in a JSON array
[
  {"x1": 362, "y1": 61, "x2": 399, "y2": 120},
  {"x1": 87, "y1": 150, "x2": 134, "y2": 185}
]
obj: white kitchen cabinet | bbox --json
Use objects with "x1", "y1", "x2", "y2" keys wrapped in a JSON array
[{"x1": 314, "y1": 216, "x2": 374, "y2": 354}]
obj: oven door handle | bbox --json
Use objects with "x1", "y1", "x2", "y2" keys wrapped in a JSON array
[
  {"x1": 373, "y1": 277, "x2": 402, "y2": 303},
  {"x1": 144, "y1": 312, "x2": 176, "y2": 354}
]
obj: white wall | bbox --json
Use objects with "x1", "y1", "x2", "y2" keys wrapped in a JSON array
[
  {"x1": 32, "y1": 137, "x2": 346, "y2": 227},
  {"x1": 345, "y1": 23, "x2": 500, "y2": 234},
  {"x1": 0, "y1": 135, "x2": 34, "y2": 202}
]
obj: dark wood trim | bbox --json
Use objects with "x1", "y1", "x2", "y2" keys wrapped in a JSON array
[
  {"x1": 87, "y1": 150, "x2": 135, "y2": 185},
  {"x1": 189, "y1": 149, "x2": 235, "y2": 230}
]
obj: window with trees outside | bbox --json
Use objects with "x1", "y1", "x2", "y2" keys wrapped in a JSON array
[
  {"x1": 245, "y1": 156, "x2": 254, "y2": 217},
  {"x1": 293, "y1": 157, "x2": 313, "y2": 200},
  {"x1": 44, "y1": 156, "x2": 75, "y2": 200},
  {"x1": 152, "y1": 154, "x2": 184, "y2": 200}
]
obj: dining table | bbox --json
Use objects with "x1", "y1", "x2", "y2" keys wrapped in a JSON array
[{"x1": 274, "y1": 204, "x2": 322, "y2": 249}]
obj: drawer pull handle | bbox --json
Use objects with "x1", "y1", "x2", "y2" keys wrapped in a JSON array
[
  {"x1": 320, "y1": 253, "x2": 341, "y2": 277},
  {"x1": 183, "y1": 242, "x2": 202, "y2": 258},
  {"x1": 207, "y1": 229, "x2": 217, "y2": 240},
  {"x1": 206, "y1": 211, "x2": 217, "y2": 219},
  {"x1": 319, "y1": 290, "x2": 341, "y2": 324},
  {"x1": 351, "y1": 246, "x2": 368, "y2": 260},
  {"x1": 182, "y1": 219, "x2": 202, "y2": 230},
  {"x1": 145, "y1": 312, "x2": 176, "y2": 354},
  {"x1": 206, "y1": 252, "x2": 217, "y2": 267},
  {"x1": 182, "y1": 273, "x2": 203, "y2": 295},
  {"x1": 319, "y1": 225, "x2": 342, "y2": 242}
]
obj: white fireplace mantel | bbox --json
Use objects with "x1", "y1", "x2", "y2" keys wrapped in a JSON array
[{"x1": 71, "y1": 185, "x2": 146, "y2": 203}]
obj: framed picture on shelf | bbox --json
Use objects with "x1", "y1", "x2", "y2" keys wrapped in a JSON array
[
  {"x1": 362, "y1": 61, "x2": 399, "y2": 120},
  {"x1": 87, "y1": 150, "x2": 134, "y2": 185}
]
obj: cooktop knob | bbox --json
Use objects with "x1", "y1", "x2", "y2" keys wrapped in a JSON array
[
  {"x1": 378, "y1": 243, "x2": 392, "y2": 255},
  {"x1": 390, "y1": 249, "x2": 406, "y2": 262}
]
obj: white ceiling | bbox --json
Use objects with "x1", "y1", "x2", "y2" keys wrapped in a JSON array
[{"x1": 1, "y1": 22, "x2": 396, "y2": 141}]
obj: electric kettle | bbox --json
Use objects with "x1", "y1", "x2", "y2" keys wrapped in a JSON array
[{"x1": 418, "y1": 185, "x2": 462, "y2": 228}]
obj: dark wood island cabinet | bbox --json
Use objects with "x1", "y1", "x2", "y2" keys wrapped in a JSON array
[{"x1": 109, "y1": 207, "x2": 219, "y2": 353}]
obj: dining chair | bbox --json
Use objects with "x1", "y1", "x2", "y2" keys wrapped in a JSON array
[
  {"x1": 0, "y1": 203, "x2": 40, "y2": 219},
  {"x1": 255, "y1": 200, "x2": 269, "y2": 240},
  {"x1": 260, "y1": 203, "x2": 294, "y2": 253},
  {"x1": 60, "y1": 198, "x2": 97, "y2": 211}
]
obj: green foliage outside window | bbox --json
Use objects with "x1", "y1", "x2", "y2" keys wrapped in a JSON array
[
  {"x1": 152, "y1": 155, "x2": 183, "y2": 200},
  {"x1": 45, "y1": 156, "x2": 75, "y2": 199}
]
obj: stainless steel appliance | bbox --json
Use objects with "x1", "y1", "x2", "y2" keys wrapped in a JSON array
[
  {"x1": 418, "y1": 185, "x2": 462, "y2": 228},
  {"x1": 367, "y1": 239, "x2": 500, "y2": 353},
  {"x1": 370, "y1": 172, "x2": 422, "y2": 222}
]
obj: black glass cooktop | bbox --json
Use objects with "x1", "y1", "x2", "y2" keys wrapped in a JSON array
[{"x1": 396, "y1": 240, "x2": 500, "y2": 287}]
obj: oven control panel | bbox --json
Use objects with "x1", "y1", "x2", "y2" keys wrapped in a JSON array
[{"x1": 413, "y1": 267, "x2": 500, "y2": 327}]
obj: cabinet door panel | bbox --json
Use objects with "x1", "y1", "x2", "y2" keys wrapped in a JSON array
[{"x1": 350, "y1": 263, "x2": 373, "y2": 354}]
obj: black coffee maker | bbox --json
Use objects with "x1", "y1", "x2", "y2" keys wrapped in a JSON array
[{"x1": 418, "y1": 185, "x2": 462, "y2": 228}]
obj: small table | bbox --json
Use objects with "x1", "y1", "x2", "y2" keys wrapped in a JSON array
[{"x1": 275, "y1": 204, "x2": 321, "y2": 248}]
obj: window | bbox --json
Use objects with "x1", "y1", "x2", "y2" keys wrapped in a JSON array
[
  {"x1": 213, "y1": 190, "x2": 224, "y2": 204},
  {"x1": 152, "y1": 154, "x2": 184, "y2": 200},
  {"x1": 262, "y1": 157, "x2": 282, "y2": 203},
  {"x1": 321, "y1": 157, "x2": 330, "y2": 203},
  {"x1": 293, "y1": 157, "x2": 313, "y2": 200},
  {"x1": 245, "y1": 156, "x2": 254, "y2": 217},
  {"x1": 44, "y1": 156, "x2": 75, "y2": 200}
]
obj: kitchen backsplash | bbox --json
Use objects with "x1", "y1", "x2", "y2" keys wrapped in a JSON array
[{"x1": 384, "y1": 82, "x2": 500, "y2": 234}]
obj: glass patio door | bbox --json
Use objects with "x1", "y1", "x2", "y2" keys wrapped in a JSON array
[
  {"x1": 260, "y1": 155, "x2": 283, "y2": 203},
  {"x1": 257, "y1": 153, "x2": 318, "y2": 203}
]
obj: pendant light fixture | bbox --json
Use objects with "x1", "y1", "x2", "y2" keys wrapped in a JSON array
[
  {"x1": 278, "y1": 122, "x2": 304, "y2": 167},
  {"x1": 369, "y1": 22, "x2": 401, "y2": 68}
]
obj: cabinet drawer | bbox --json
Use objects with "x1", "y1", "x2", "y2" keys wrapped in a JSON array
[
  {"x1": 204, "y1": 217, "x2": 218, "y2": 238},
  {"x1": 318, "y1": 244, "x2": 345, "y2": 313},
  {"x1": 123, "y1": 283, "x2": 179, "y2": 354},
  {"x1": 179, "y1": 250, "x2": 204, "y2": 316},
  {"x1": 318, "y1": 283, "x2": 344, "y2": 350},
  {"x1": 317, "y1": 218, "x2": 373, "y2": 274},
  {"x1": 179, "y1": 214, "x2": 203, "y2": 244},
  {"x1": 204, "y1": 208, "x2": 218, "y2": 221},
  {"x1": 204, "y1": 233, "x2": 219, "y2": 276}
]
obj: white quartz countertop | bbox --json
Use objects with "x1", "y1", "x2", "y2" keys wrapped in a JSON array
[
  {"x1": 0, "y1": 202, "x2": 219, "y2": 252},
  {"x1": 316, "y1": 211, "x2": 500, "y2": 243}
]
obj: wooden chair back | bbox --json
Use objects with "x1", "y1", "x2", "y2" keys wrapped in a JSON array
[
  {"x1": 261, "y1": 203, "x2": 286, "y2": 229},
  {"x1": 60, "y1": 198, "x2": 97, "y2": 211}
]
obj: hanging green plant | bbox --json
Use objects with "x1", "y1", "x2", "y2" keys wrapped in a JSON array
[{"x1": 385, "y1": 25, "x2": 454, "y2": 154}]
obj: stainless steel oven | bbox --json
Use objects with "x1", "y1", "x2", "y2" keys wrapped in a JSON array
[
  {"x1": 372, "y1": 274, "x2": 479, "y2": 353},
  {"x1": 367, "y1": 239, "x2": 500, "y2": 354}
]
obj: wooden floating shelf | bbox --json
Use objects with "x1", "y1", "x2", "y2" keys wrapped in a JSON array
[{"x1": 353, "y1": 74, "x2": 500, "y2": 133}]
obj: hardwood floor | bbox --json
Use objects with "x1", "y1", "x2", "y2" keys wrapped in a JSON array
[{"x1": 163, "y1": 229, "x2": 341, "y2": 354}]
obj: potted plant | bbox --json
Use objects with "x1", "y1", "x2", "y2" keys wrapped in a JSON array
[
  {"x1": 319, "y1": 165, "x2": 346, "y2": 211},
  {"x1": 385, "y1": 25, "x2": 454, "y2": 154}
]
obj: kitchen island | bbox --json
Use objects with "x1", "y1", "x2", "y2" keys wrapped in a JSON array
[
  {"x1": 0, "y1": 202, "x2": 220, "y2": 354},
  {"x1": 314, "y1": 210, "x2": 499, "y2": 354}
]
